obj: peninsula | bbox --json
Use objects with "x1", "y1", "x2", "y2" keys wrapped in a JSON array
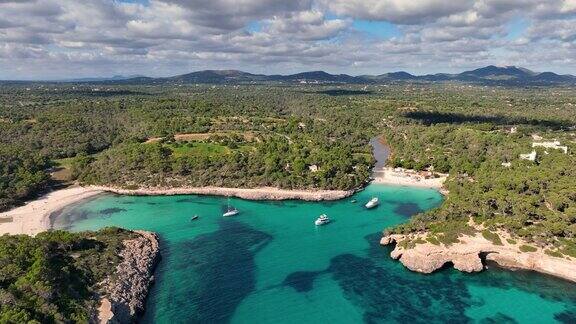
[
  {"x1": 381, "y1": 226, "x2": 576, "y2": 283},
  {"x1": 0, "y1": 227, "x2": 160, "y2": 323}
]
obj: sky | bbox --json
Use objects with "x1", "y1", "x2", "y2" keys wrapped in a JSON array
[{"x1": 0, "y1": 0, "x2": 575, "y2": 80}]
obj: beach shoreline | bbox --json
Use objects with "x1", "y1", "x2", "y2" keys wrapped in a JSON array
[
  {"x1": 0, "y1": 186, "x2": 104, "y2": 236},
  {"x1": 0, "y1": 164, "x2": 448, "y2": 237},
  {"x1": 92, "y1": 185, "x2": 355, "y2": 201},
  {"x1": 0, "y1": 185, "x2": 356, "y2": 236},
  {"x1": 371, "y1": 167, "x2": 448, "y2": 191}
]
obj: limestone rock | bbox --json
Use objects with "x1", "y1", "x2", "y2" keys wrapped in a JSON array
[
  {"x1": 98, "y1": 231, "x2": 160, "y2": 324},
  {"x1": 380, "y1": 232, "x2": 576, "y2": 283},
  {"x1": 452, "y1": 254, "x2": 483, "y2": 273}
]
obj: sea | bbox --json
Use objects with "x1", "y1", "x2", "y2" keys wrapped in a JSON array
[{"x1": 53, "y1": 183, "x2": 576, "y2": 323}]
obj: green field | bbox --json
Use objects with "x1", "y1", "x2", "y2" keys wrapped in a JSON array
[{"x1": 167, "y1": 142, "x2": 231, "y2": 158}]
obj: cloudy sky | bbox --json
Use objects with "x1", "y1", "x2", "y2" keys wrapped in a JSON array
[{"x1": 1, "y1": 0, "x2": 575, "y2": 79}]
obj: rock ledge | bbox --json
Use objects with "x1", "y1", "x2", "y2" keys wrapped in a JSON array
[
  {"x1": 381, "y1": 232, "x2": 576, "y2": 283},
  {"x1": 97, "y1": 231, "x2": 161, "y2": 323}
]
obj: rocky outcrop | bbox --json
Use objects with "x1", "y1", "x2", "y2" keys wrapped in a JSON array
[
  {"x1": 381, "y1": 232, "x2": 576, "y2": 283},
  {"x1": 97, "y1": 231, "x2": 161, "y2": 324}
]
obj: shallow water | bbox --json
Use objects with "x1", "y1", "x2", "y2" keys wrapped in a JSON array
[{"x1": 54, "y1": 184, "x2": 576, "y2": 323}]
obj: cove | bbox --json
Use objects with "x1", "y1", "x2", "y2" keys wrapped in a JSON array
[{"x1": 53, "y1": 184, "x2": 576, "y2": 323}]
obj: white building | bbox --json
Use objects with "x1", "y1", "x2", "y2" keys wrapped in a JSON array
[
  {"x1": 520, "y1": 151, "x2": 537, "y2": 161},
  {"x1": 532, "y1": 141, "x2": 568, "y2": 154}
]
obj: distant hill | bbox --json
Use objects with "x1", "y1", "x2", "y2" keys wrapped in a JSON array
[
  {"x1": 151, "y1": 66, "x2": 576, "y2": 85},
  {"x1": 162, "y1": 70, "x2": 361, "y2": 84},
  {"x1": 278, "y1": 71, "x2": 360, "y2": 83},
  {"x1": 60, "y1": 75, "x2": 146, "y2": 82},
  {"x1": 378, "y1": 71, "x2": 417, "y2": 80},
  {"x1": 460, "y1": 65, "x2": 535, "y2": 79},
  {"x1": 168, "y1": 70, "x2": 269, "y2": 83},
  {"x1": 8, "y1": 66, "x2": 576, "y2": 85},
  {"x1": 448, "y1": 66, "x2": 575, "y2": 84}
]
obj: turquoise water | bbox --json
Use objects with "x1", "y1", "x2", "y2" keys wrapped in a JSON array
[{"x1": 54, "y1": 184, "x2": 576, "y2": 323}]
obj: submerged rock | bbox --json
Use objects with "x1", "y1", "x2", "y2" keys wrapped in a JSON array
[{"x1": 97, "y1": 231, "x2": 161, "y2": 323}]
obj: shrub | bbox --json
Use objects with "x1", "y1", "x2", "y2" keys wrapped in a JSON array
[
  {"x1": 519, "y1": 245, "x2": 538, "y2": 252},
  {"x1": 413, "y1": 237, "x2": 427, "y2": 245},
  {"x1": 426, "y1": 236, "x2": 441, "y2": 245},
  {"x1": 481, "y1": 229, "x2": 503, "y2": 245},
  {"x1": 544, "y1": 250, "x2": 563, "y2": 258}
]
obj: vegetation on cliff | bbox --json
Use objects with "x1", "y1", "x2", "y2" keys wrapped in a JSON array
[
  {"x1": 382, "y1": 88, "x2": 576, "y2": 257},
  {"x1": 0, "y1": 227, "x2": 137, "y2": 323}
]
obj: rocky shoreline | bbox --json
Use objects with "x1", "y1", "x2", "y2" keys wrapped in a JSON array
[
  {"x1": 97, "y1": 231, "x2": 161, "y2": 323},
  {"x1": 381, "y1": 232, "x2": 576, "y2": 283},
  {"x1": 93, "y1": 185, "x2": 354, "y2": 201}
]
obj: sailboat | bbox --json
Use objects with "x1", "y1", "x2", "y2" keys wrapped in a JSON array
[{"x1": 222, "y1": 197, "x2": 239, "y2": 217}]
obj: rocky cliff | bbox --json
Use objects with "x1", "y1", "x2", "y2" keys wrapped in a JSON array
[
  {"x1": 381, "y1": 232, "x2": 576, "y2": 283},
  {"x1": 97, "y1": 231, "x2": 161, "y2": 323}
]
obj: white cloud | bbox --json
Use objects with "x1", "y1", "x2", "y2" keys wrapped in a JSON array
[
  {"x1": 262, "y1": 10, "x2": 351, "y2": 40},
  {"x1": 321, "y1": 0, "x2": 475, "y2": 24}
]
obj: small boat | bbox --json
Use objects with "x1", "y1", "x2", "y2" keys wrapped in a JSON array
[
  {"x1": 314, "y1": 214, "x2": 330, "y2": 226},
  {"x1": 223, "y1": 198, "x2": 239, "y2": 217},
  {"x1": 365, "y1": 197, "x2": 379, "y2": 209},
  {"x1": 351, "y1": 199, "x2": 357, "y2": 203},
  {"x1": 223, "y1": 208, "x2": 239, "y2": 217},
  {"x1": 190, "y1": 215, "x2": 199, "y2": 221}
]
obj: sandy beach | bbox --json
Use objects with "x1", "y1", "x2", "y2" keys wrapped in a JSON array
[
  {"x1": 0, "y1": 185, "x2": 354, "y2": 236},
  {"x1": 0, "y1": 186, "x2": 104, "y2": 236},
  {"x1": 0, "y1": 165, "x2": 445, "y2": 237},
  {"x1": 371, "y1": 167, "x2": 448, "y2": 190}
]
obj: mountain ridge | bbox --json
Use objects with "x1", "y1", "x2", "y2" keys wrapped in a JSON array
[
  {"x1": 6, "y1": 66, "x2": 576, "y2": 85},
  {"x1": 125, "y1": 65, "x2": 576, "y2": 85}
]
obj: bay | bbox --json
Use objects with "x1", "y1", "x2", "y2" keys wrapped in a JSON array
[{"x1": 53, "y1": 184, "x2": 576, "y2": 323}]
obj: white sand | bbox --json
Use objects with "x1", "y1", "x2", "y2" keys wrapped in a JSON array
[
  {"x1": 0, "y1": 186, "x2": 104, "y2": 236},
  {"x1": 372, "y1": 167, "x2": 447, "y2": 189}
]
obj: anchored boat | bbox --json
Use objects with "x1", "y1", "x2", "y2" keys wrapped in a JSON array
[
  {"x1": 365, "y1": 197, "x2": 379, "y2": 209},
  {"x1": 223, "y1": 198, "x2": 239, "y2": 217},
  {"x1": 314, "y1": 214, "x2": 330, "y2": 226},
  {"x1": 223, "y1": 209, "x2": 239, "y2": 217}
]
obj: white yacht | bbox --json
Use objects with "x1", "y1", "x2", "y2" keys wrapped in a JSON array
[
  {"x1": 314, "y1": 214, "x2": 330, "y2": 226},
  {"x1": 223, "y1": 209, "x2": 239, "y2": 217},
  {"x1": 223, "y1": 198, "x2": 239, "y2": 217},
  {"x1": 365, "y1": 197, "x2": 379, "y2": 209}
]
